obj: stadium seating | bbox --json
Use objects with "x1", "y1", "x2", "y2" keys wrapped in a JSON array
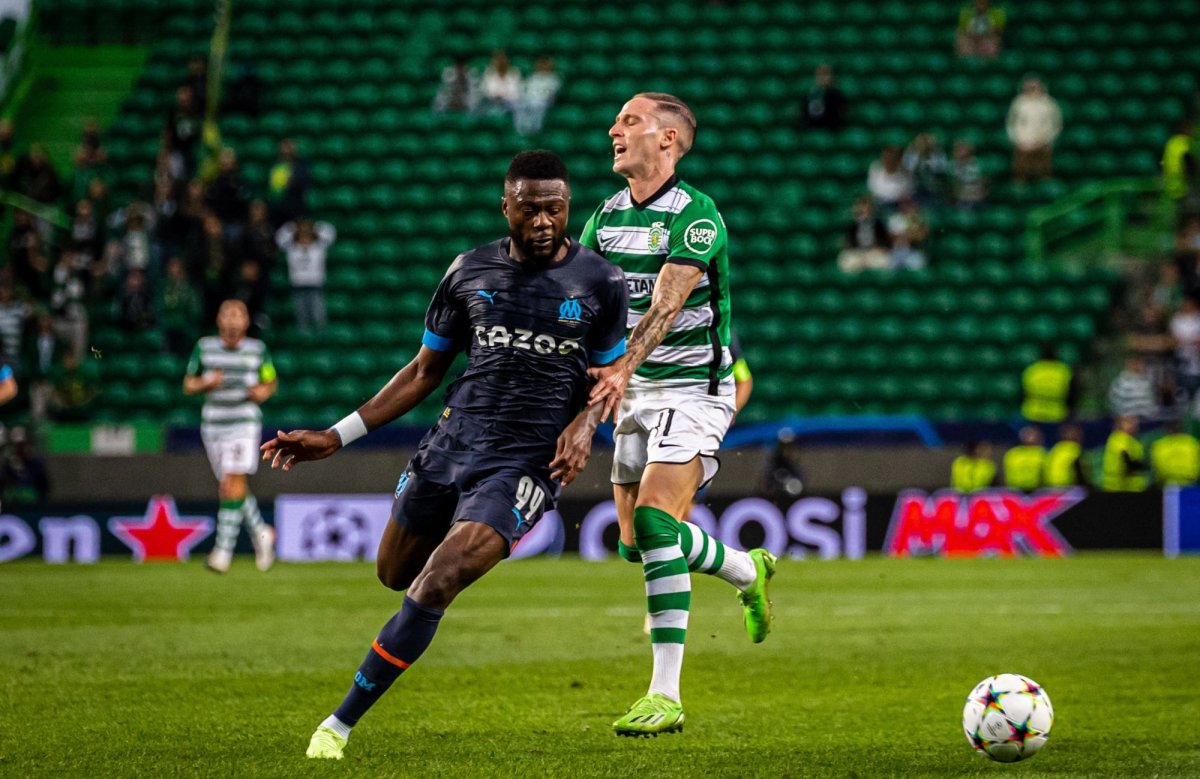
[{"x1": 44, "y1": 0, "x2": 1197, "y2": 424}]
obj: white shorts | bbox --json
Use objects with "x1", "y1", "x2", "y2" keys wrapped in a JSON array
[
  {"x1": 611, "y1": 387, "x2": 734, "y2": 487},
  {"x1": 202, "y1": 424, "x2": 261, "y2": 480}
]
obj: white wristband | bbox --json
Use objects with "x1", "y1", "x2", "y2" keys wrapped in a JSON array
[{"x1": 332, "y1": 412, "x2": 368, "y2": 447}]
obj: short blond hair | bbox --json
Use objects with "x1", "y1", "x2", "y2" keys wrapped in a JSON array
[{"x1": 634, "y1": 92, "x2": 697, "y2": 157}]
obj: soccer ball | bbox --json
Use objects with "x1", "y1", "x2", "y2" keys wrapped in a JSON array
[{"x1": 962, "y1": 674, "x2": 1054, "y2": 763}]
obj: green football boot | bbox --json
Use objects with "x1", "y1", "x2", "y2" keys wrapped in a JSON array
[
  {"x1": 738, "y1": 549, "x2": 777, "y2": 643},
  {"x1": 612, "y1": 693, "x2": 685, "y2": 737},
  {"x1": 305, "y1": 725, "x2": 347, "y2": 760}
]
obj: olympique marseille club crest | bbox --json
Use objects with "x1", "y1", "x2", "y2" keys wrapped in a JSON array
[{"x1": 647, "y1": 221, "x2": 666, "y2": 253}]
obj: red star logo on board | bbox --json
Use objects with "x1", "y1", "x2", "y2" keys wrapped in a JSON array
[{"x1": 108, "y1": 496, "x2": 213, "y2": 562}]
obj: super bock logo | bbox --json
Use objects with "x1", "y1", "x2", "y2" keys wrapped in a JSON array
[
  {"x1": 684, "y1": 218, "x2": 718, "y2": 254},
  {"x1": 647, "y1": 221, "x2": 666, "y2": 253}
]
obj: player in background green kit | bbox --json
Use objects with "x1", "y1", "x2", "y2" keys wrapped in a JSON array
[
  {"x1": 581, "y1": 93, "x2": 776, "y2": 737},
  {"x1": 183, "y1": 299, "x2": 278, "y2": 573}
]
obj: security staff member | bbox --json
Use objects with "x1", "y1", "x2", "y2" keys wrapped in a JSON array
[
  {"x1": 1162, "y1": 119, "x2": 1196, "y2": 207},
  {"x1": 1150, "y1": 420, "x2": 1200, "y2": 486},
  {"x1": 952, "y1": 440, "x2": 996, "y2": 492},
  {"x1": 1102, "y1": 415, "x2": 1148, "y2": 492},
  {"x1": 1021, "y1": 345, "x2": 1073, "y2": 423},
  {"x1": 1004, "y1": 426, "x2": 1046, "y2": 490},
  {"x1": 1044, "y1": 423, "x2": 1089, "y2": 487}
]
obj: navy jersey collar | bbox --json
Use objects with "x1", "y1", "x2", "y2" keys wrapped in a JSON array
[
  {"x1": 500, "y1": 237, "x2": 580, "y2": 270},
  {"x1": 629, "y1": 174, "x2": 679, "y2": 211}
]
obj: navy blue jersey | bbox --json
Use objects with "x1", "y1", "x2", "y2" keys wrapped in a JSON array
[{"x1": 420, "y1": 238, "x2": 628, "y2": 464}]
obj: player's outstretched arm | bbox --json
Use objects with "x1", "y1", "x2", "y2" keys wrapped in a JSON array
[
  {"x1": 550, "y1": 401, "x2": 606, "y2": 487},
  {"x1": 261, "y1": 346, "x2": 455, "y2": 471},
  {"x1": 588, "y1": 262, "x2": 703, "y2": 419}
]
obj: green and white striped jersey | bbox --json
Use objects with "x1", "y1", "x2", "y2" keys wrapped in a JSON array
[
  {"x1": 185, "y1": 336, "x2": 276, "y2": 429},
  {"x1": 580, "y1": 176, "x2": 732, "y2": 394}
]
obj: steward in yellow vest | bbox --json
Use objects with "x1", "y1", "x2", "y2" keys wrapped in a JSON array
[
  {"x1": 1021, "y1": 346, "x2": 1073, "y2": 423},
  {"x1": 1162, "y1": 119, "x2": 1195, "y2": 201},
  {"x1": 1003, "y1": 426, "x2": 1046, "y2": 490},
  {"x1": 1151, "y1": 422, "x2": 1200, "y2": 486},
  {"x1": 952, "y1": 441, "x2": 996, "y2": 492},
  {"x1": 1102, "y1": 415, "x2": 1148, "y2": 492},
  {"x1": 1044, "y1": 423, "x2": 1088, "y2": 487}
]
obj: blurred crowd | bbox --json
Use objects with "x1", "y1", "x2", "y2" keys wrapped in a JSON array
[
  {"x1": 434, "y1": 49, "x2": 561, "y2": 136},
  {"x1": 0, "y1": 55, "x2": 336, "y2": 425}
]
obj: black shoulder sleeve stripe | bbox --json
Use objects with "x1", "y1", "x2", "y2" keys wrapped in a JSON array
[{"x1": 664, "y1": 257, "x2": 708, "y2": 271}]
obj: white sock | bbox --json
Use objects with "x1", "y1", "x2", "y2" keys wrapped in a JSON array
[
  {"x1": 321, "y1": 714, "x2": 351, "y2": 740},
  {"x1": 648, "y1": 643, "x2": 685, "y2": 703},
  {"x1": 718, "y1": 548, "x2": 758, "y2": 591}
]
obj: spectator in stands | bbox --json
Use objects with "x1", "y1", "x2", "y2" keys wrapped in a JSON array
[
  {"x1": 155, "y1": 140, "x2": 186, "y2": 186},
  {"x1": 1129, "y1": 301, "x2": 1174, "y2": 389},
  {"x1": 1108, "y1": 355, "x2": 1158, "y2": 420},
  {"x1": 49, "y1": 350, "x2": 98, "y2": 422},
  {"x1": 434, "y1": 55, "x2": 479, "y2": 115},
  {"x1": 478, "y1": 50, "x2": 522, "y2": 117},
  {"x1": 1007, "y1": 76, "x2": 1062, "y2": 183},
  {"x1": 105, "y1": 203, "x2": 155, "y2": 277},
  {"x1": 1151, "y1": 262, "x2": 1183, "y2": 313},
  {"x1": 1101, "y1": 415, "x2": 1147, "y2": 492},
  {"x1": 206, "y1": 148, "x2": 250, "y2": 244},
  {"x1": 277, "y1": 217, "x2": 336, "y2": 335},
  {"x1": 49, "y1": 253, "x2": 87, "y2": 360},
  {"x1": 166, "y1": 85, "x2": 202, "y2": 176},
  {"x1": 2, "y1": 427, "x2": 49, "y2": 507},
  {"x1": 243, "y1": 199, "x2": 276, "y2": 272},
  {"x1": 21, "y1": 311, "x2": 63, "y2": 421},
  {"x1": 762, "y1": 428, "x2": 805, "y2": 501},
  {"x1": 956, "y1": 0, "x2": 1006, "y2": 58},
  {"x1": 950, "y1": 139, "x2": 987, "y2": 209},
  {"x1": 230, "y1": 259, "x2": 269, "y2": 335},
  {"x1": 85, "y1": 176, "x2": 111, "y2": 223},
  {"x1": 1173, "y1": 217, "x2": 1200, "y2": 303},
  {"x1": 114, "y1": 268, "x2": 156, "y2": 332},
  {"x1": 71, "y1": 118, "x2": 107, "y2": 198},
  {"x1": 0, "y1": 118, "x2": 17, "y2": 189},
  {"x1": 70, "y1": 199, "x2": 103, "y2": 265},
  {"x1": 837, "y1": 196, "x2": 890, "y2": 273},
  {"x1": 514, "y1": 56, "x2": 561, "y2": 136},
  {"x1": 159, "y1": 256, "x2": 202, "y2": 357},
  {"x1": 0, "y1": 363, "x2": 15, "y2": 408},
  {"x1": 14, "y1": 144, "x2": 62, "y2": 206},
  {"x1": 196, "y1": 213, "x2": 231, "y2": 322},
  {"x1": 267, "y1": 138, "x2": 309, "y2": 228},
  {"x1": 886, "y1": 197, "x2": 928, "y2": 270},
  {"x1": 866, "y1": 146, "x2": 913, "y2": 210},
  {"x1": 1044, "y1": 423, "x2": 1089, "y2": 487},
  {"x1": 185, "y1": 55, "x2": 208, "y2": 110},
  {"x1": 1171, "y1": 296, "x2": 1200, "y2": 405},
  {"x1": 1003, "y1": 426, "x2": 1046, "y2": 491},
  {"x1": 7, "y1": 211, "x2": 39, "y2": 292},
  {"x1": 0, "y1": 281, "x2": 28, "y2": 369},
  {"x1": 1161, "y1": 118, "x2": 1197, "y2": 221},
  {"x1": 152, "y1": 177, "x2": 185, "y2": 262},
  {"x1": 802, "y1": 63, "x2": 847, "y2": 132},
  {"x1": 951, "y1": 440, "x2": 996, "y2": 492},
  {"x1": 902, "y1": 133, "x2": 948, "y2": 206}
]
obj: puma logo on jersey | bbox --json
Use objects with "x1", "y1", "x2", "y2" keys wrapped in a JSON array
[
  {"x1": 475, "y1": 290, "x2": 498, "y2": 304},
  {"x1": 473, "y1": 325, "x2": 581, "y2": 356}
]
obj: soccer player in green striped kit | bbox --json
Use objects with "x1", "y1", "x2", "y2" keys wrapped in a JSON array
[{"x1": 582, "y1": 93, "x2": 776, "y2": 736}]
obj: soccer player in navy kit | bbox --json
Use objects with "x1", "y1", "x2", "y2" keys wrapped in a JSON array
[{"x1": 260, "y1": 152, "x2": 628, "y2": 760}]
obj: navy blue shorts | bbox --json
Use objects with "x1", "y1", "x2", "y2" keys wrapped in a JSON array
[{"x1": 389, "y1": 451, "x2": 558, "y2": 551}]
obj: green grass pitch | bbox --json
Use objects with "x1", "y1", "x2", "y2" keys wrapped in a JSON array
[{"x1": 2, "y1": 553, "x2": 1198, "y2": 777}]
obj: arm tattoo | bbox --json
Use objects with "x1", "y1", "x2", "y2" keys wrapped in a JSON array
[{"x1": 624, "y1": 264, "x2": 704, "y2": 370}]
